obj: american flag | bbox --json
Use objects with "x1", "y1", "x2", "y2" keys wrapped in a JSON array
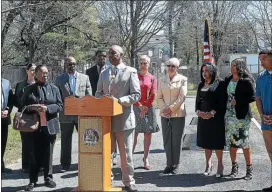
[{"x1": 203, "y1": 19, "x2": 215, "y2": 64}]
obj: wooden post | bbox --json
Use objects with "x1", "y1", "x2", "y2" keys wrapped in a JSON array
[{"x1": 65, "y1": 96, "x2": 123, "y2": 192}]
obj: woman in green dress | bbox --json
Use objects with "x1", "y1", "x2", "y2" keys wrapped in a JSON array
[{"x1": 224, "y1": 58, "x2": 255, "y2": 180}]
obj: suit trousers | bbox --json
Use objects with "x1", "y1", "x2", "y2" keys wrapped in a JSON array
[
  {"x1": 111, "y1": 129, "x2": 135, "y2": 186},
  {"x1": 60, "y1": 121, "x2": 78, "y2": 167},
  {"x1": 20, "y1": 132, "x2": 29, "y2": 169},
  {"x1": 25, "y1": 127, "x2": 56, "y2": 183},
  {"x1": 1, "y1": 117, "x2": 9, "y2": 169},
  {"x1": 161, "y1": 117, "x2": 185, "y2": 167}
]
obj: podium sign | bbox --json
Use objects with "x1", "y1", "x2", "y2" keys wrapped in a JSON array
[{"x1": 65, "y1": 96, "x2": 122, "y2": 191}]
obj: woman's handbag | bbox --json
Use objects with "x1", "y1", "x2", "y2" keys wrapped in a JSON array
[{"x1": 13, "y1": 106, "x2": 39, "y2": 132}]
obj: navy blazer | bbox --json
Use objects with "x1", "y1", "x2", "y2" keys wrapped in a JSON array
[
  {"x1": 21, "y1": 82, "x2": 63, "y2": 135},
  {"x1": 225, "y1": 75, "x2": 255, "y2": 119},
  {"x1": 1, "y1": 78, "x2": 14, "y2": 124}
]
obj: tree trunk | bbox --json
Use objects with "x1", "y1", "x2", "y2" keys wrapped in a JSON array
[
  {"x1": 130, "y1": 0, "x2": 137, "y2": 68},
  {"x1": 168, "y1": 1, "x2": 174, "y2": 58}
]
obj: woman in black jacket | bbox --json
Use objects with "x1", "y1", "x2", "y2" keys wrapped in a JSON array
[
  {"x1": 196, "y1": 63, "x2": 227, "y2": 178},
  {"x1": 225, "y1": 58, "x2": 255, "y2": 180},
  {"x1": 14, "y1": 63, "x2": 36, "y2": 173},
  {"x1": 21, "y1": 65, "x2": 63, "y2": 191}
]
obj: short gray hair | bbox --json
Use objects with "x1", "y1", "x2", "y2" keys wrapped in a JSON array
[
  {"x1": 139, "y1": 55, "x2": 151, "y2": 64},
  {"x1": 167, "y1": 57, "x2": 180, "y2": 67}
]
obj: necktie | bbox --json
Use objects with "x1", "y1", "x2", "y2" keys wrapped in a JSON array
[{"x1": 114, "y1": 67, "x2": 118, "y2": 76}]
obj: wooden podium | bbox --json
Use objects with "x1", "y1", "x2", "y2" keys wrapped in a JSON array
[{"x1": 64, "y1": 96, "x2": 123, "y2": 192}]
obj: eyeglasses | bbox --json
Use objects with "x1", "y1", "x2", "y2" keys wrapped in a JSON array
[
  {"x1": 167, "y1": 65, "x2": 177, "y2": 68},
  {"x1": 140, "y1": 62, "x2": 148, "y2": 65},
  {"x1": 68, "y1": 62, "x2": 76, "y2": 66}
]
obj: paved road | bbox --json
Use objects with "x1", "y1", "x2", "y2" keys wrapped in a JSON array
[{"x1": 2, "y1": 96, "x2": 271, "y2": 191}]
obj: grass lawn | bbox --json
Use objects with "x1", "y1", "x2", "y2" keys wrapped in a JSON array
[{"x1": 4, "y1": 113, "x2": 61, "y2": 165}]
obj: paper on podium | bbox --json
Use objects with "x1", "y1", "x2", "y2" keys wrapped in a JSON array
[{"x1": 39, "y1": 112, "x2": 47, "y2": 126}]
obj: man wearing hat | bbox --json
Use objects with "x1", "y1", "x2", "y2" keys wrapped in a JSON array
[
  {"x1": 55, "y1": 56, "x2": 92, "y2": 172},
  {"x1": 96, "y1": 45, "x2": 140, "y2": 192}
]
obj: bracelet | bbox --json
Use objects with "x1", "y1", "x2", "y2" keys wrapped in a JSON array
[{"x1": 210, "y1": 111, "x2": 215, "y2": 117}]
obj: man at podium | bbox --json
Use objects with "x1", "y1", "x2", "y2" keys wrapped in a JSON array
[{"x1": 95, "y1": 45, "x2": 141, "y2": 192}]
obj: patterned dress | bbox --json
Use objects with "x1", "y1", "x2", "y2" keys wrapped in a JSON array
[{"x1": 225, "y1": 81, "x2": 251, "y2": 149}]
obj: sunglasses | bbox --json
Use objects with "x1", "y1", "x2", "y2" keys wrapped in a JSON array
[
  {"x1": 167, "y1": 65, "x2": 177, "y2": 68},
  {"x1": 68, "y1": 62, "x2": 76, "y2": 66}
]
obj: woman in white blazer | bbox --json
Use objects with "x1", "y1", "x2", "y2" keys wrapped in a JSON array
[{"x1": 157, "y1": 58, "x2": 187, "y2": 174}]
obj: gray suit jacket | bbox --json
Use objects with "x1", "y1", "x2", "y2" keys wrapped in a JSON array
[
  {"x1": 55, "y1": 72, "x2": 92, "y2": 123},
  {"x1": 95, "y1": 63, "x2": 141, "y2": 132}
]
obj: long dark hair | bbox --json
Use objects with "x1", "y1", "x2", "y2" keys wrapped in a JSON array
[
  {"x1": 231, "y1": 58, "x2": 254, "y2": 82},
  {"x1": 200, "y1": 63, "x2": 218, "y2": 84}
]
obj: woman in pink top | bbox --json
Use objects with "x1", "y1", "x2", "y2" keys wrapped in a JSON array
[{"x1": 133, "y1": 55, "x2": 159, "y2": 170}]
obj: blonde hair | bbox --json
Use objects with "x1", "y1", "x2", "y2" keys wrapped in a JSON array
[{"x1": 139, "y1": 55, "x2": 151, "y2": 64}]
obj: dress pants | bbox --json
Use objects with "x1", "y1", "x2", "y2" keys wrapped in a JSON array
[
  {"x1": 1, "y1": 117, "x2": 9, "y2": 169},
  {"x1": 20, "y1": 132, "x2": 29, "y2": 170},
  {"x1": 111, "y1": 129, "x2": 135, "y2": 186},
  {"x1": 25, "y1": 127, "x2": 56, "y2": 183},
  {"x1": 60, "y1": 120, "x2": 78, "y2": 167},
  {"x1": 161, "y1": 117, "x2": 185, "y2": 167}
]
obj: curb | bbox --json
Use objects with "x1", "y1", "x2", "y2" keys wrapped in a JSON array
[{"x1": 251, "y1": 117, "x2": 262, "y2": 133}]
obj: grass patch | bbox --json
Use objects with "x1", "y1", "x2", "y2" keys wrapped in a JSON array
[
  {"x1": 4, "y1": 113, "x2": 61, "y2": 165},
  {"x1": 250, "y1": 102, "x2": 261, "y2": 123},
  {"x1": 187, "y1": 90, "x2": 197, "y2": 96},
  {"x1": 5, "y1": 122, "x2": 22, "y2": 165}
]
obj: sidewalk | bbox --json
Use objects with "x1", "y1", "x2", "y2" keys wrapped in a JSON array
[{"x1": 2, "y1": 96, "x2": 271, "y2": 191}]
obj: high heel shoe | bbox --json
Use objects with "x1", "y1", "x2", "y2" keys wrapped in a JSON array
[
  {"x1": 216, "y1": 165, "x2": 224, "y2": 178},
  {"x1": 244, "y1": 164, "x2": 253, "y2": 180},
  {"x1": 143, "y1": 158, "x2": 151, "y2": 170},
  {"x1": 203, "y1": 164, "x2": 213, "y2": 176},
  {"x1": 229, "y1": 162, "x2": 238, "y2": 178}
]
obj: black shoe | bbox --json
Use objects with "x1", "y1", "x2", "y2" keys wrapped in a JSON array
[
  {"x1": 244, "y1": 164, "x2": 253, "y2": 181},
  {"x1": 124, "y1": 185, "x2": 137, "y2": 192},
  {"x1": 60, "y1": 165, "x2": 69, "y2": 173},
  {"x1": 44, "y1": 178, "x2": 56, "y2": 188},
  {"x1": 25, "y1": 183, "x2": 36, "y2": 191},
  {"x1": 22, "y1": 168, "x2": 28, "y2": 173},
  {"x1": 163, "y1": 166, "x2": 173, "y2": 174},
  {"x1": 171, "y1": 165, "x2": 179, "y2": 174},
  {"x1": 1, "y1": 167, "x2": 12, "y2": 173},
  {"x1": 263, "y1": 186, "x2": 272, "y2": 191}
]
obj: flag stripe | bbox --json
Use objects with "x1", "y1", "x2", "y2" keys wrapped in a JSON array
[{"x1": 203, "y1": 19, "x2": 215, "y2": 64}]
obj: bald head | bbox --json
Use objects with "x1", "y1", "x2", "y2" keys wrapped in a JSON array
[
  {"x1": 109, "y1": 45, "x2": 124, "y2": 66},
  {"x1": 110, "y1": 45, "x2": 124, "y2": 55},
  {"x1": 65, "y1": 56, "x2": 76, "y2": 64},
  {"x1": 65, "y1": 56, "x2": 76, "y2": 74}
]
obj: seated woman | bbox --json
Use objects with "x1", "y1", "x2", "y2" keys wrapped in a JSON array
[{"x1": 21, "y1": 65, "x2": 63, "y2": 191}]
